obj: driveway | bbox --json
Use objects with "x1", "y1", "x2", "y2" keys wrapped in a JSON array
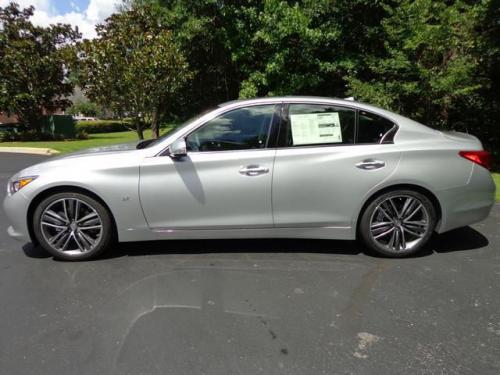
[{"x1": 1, "y1": 153, "x2": 499, "y2": 374}]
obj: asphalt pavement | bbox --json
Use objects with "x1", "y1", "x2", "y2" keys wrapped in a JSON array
[{"x1": 0, "y1": 153, "x2": 499, "y2": 375}]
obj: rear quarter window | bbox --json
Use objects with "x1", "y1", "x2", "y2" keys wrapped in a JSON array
[{"x1": 357, "y1": 111, "x2": 397, "y2": 144}]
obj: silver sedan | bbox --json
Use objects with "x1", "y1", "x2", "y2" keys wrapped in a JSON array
[{"x1": 3, "y1": 97, "x2": 496, "y2": 260}]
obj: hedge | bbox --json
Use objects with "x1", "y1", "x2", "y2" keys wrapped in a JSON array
[{"x1": 76, "y1": 120, "x2": 134, "y2": 134}]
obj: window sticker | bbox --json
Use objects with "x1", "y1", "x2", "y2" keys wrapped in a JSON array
[{"x1": 290, "y1": 112, "x2": 342, "y2": 145}]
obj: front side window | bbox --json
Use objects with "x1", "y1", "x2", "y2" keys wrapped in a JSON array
[
  {"x1": 186, "y1": 105, "x2": 276, "y2": 152},
  {"x1": 283, "y1": 104, "x2": 355, "y2": 147},
  {"x1": 357, "y1": 111, "x2": 396, "y2": 144}
]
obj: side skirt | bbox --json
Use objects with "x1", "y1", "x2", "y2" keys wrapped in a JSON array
[{"x1": 118, "y1": 226, "x2": 354, "y2": 242}]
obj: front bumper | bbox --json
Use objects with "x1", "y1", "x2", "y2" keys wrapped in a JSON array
[
  {"x1": 7, "y1": 225, "x2": 28, "y2": 242},
  {"x1": 3, "y1": 190, "x2": 31, "y2": 242}
]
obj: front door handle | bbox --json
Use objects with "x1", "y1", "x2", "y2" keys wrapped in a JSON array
[
  {"x1": 239, "y1": 165, "x2": 269, "y2": 176},
  {"x1": 355, "y1": 159, "x2": 386, "y2": 170}
]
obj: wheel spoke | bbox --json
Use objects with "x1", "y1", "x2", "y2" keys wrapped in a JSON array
[
  {"x1": 60, "y1": 232, "x2": 73, "y2": 251},
  {"x1": 371, "y1": 224, "x2": 393, "y2": 236},
  {"x1": 403, "y1": 203, "x2": 422, "y2": 221},
  {"x1": 377, "y1": 205, "x2": 394, "y2": 222},
  {"x1": 400, "y1": 197, "x2": 415, "y2": 219},
  {"x1": 399, "y1": 227, "x2": 406, "y2": 250},
  {"x1": 48, "y1": 229, "x2": 67, "y2": 245},
  {"x1": 74, "y1": 200, "x2": 80, "y2": 221},
  {"x1": 402, "y1": 226, "x2": 423, "y2": 238},
  {"x1": 78, "y1": 229, "x2": 96, "y2": 247},
  {"x1": 388, "y1": 198, "x2": 400, "y2": 218},
  {"x1": 52, "y1": 230, "x2": 69, "y2": 248},
  {"x1": 74, "y1": 232, "x2": 86, "y2": 252},
  {"x1": 44, "y1": 210, "x2": 68, "y2": 224},
  {"x1": 76, "y1": 212, "x2": 98, "y2": 225},
  {"x1": 388, "y1": 229, "x2": 396, "y2": 249},
  {"x1": 373, "y1": 226, "x2": 394, "y2": 239},
  {"x1": 79, "y1": 225, "x2": 102, "y2": 231},
  {"x1": 41, "y1": 221, "x2": 66, "y2": 229},
  {"x1": 403, "y1": 220, "x2": 427, "y2": 228},
  {"x1": 371, "y1": 221, "x2": 392, "y2": 229},
  {"x1": 63, "y1": 200, "x2": 71, "y2": 222}
]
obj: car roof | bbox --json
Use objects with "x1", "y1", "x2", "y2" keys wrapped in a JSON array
[
  {"x1": 219, "y1": 96, "x2": 392, "y2": 115},
  {"x1": 218, "y1": 96, "x2": 345, "y2": 107}
]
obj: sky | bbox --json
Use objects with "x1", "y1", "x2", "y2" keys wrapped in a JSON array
[{"x1": 0, "y1": 0, "x2": 122, "y2": 38}]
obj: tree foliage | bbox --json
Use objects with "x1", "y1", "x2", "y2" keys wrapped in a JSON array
[
  {"x1": 139, "y1": 0, "x2": 498, "y2": 153},
  {"x1": 0, "y1": 3, "x2": 80, "y2": 131},
  {"x1": 76, "y1": 3, "x2": 191, "y2": 139},
  {"x1": 66, "y1": 101, "x2": 100, "y2": 117}
]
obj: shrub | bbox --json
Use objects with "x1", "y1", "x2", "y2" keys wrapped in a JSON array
[
  {"x1": 76, "y1": 129, "x2": 89, "y2": 140},
  {"x1": 0, "y1": 130, "x2": 66, "y2": 142},
  {"x1": 75, "y1": 119, "x2": 134, "y2": 134}
]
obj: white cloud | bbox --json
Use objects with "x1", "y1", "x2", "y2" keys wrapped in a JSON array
[
  {"x1": 86, "y1": 0, "x2": 120, "y2": 22},
  {"x1": 0, "y1": 0, "x2": 53, "y2": 13},
  {"x1": 31, "y1": 9, "x2": 97, "y2": 39},
  {"x1": 0, "y1": 0, "x2": 121, "y2": 39}
]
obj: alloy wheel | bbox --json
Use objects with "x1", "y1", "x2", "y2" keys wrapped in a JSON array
[
  {"x1": 369, "y1": 195, "x2": 430, "y2": 252},
  {"x1": 40, "y1": 198, "x2": 103, "y2": 255}
]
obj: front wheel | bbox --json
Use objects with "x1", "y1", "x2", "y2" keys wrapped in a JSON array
[
  {"x1": 33, "y1": 192, "x2": 114, "y2": 261},
  {"x1": 359, "y1": 190, "x2": 437, "y2": 257}
]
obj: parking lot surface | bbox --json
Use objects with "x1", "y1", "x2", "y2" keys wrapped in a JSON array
[{"x1": 1, "y1": 153, "x2": 499, "y2": 375}]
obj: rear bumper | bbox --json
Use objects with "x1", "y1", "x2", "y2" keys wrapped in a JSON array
[{"x1": 436, "y1": 165, "x2": 495, "y2": 233}]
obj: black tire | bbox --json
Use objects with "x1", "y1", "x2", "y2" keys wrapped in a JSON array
[
  {"x1": 33, "y1": 192, "x2": 114, "y2": 261},
  {"x1": 359, "y1": 189, "x2": 437, "y2": 257}
]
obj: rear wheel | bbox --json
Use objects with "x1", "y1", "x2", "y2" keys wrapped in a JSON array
[
  {"x1": 33, "y1": 192, "x2": 114, "y2": 261},
  {"x1": 359, "y1": 190, "x2": 437, "y2": 257}
]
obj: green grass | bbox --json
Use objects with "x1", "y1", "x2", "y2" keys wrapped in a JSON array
[
  {"x1": 0, "y1": 128, "x2": 170, "y2": 154},
  {"x1": 492, "y1": 173, "x2": 500, "y2": 202}
]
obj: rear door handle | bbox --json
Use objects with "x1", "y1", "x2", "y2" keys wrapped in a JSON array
[
  {"x1": 355, "y1": 159, "x2": 386, "y2": 170},
  {"x1": 239, "y1": 165, "x2": 269, "y2": 176}
]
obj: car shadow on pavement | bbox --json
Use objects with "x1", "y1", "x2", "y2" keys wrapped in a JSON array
[
  {"x1": 21, "y1": 225, "x2": 489, "y2": 260},
  {"x1": 427, "y1": 226, "x2": 489, "y2": 254}
]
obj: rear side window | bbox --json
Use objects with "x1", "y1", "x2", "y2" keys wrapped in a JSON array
[
  {"x1": 357, "y1": 111, "x2": 396, "y2": 144},
  {"x1": 283, "y1": 104, "x2": 355, "y2": 147}
]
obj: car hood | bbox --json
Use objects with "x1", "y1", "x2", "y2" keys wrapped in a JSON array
[
  {"x1": 11, "y1": 141, "x2": 143, "y2": 179},
  {"x1": 62, "y1": 141, "x2": 141, "y2": 157}
]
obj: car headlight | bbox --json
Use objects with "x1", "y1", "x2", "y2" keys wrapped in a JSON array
[{"x1": 8, "y1": 176, "x2": 38, "y2": 194}]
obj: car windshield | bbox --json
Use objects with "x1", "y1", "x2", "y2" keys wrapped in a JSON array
[{"x1": 141, "y1": 108, "x2": 216, "y2": 149}]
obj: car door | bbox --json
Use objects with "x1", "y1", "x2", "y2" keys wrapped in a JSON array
[
  {"x1": 139, "y1": 104, "x2": 280, "y2": 230},
  {"x1": 272, "y1": 102, "x2": 401, "y2": 229}
]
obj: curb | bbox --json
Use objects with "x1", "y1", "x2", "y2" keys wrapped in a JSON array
[{"x1": 0, "y1": 147, "x2": 59, "y2": 155}]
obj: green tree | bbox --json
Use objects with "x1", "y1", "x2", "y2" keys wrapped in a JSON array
[
  {"x1": 0, "y1": 3, "x2": 80, "y2": 132},
  {"x1": 132, "y1": 0, "x2": 241, "y2": 119},
  {"x1": 144, "y1": 0, "x2": 392, "y2": 104},
  {"x1": 77, "y1": 3, "x2": 191, "y2": 139},
  {"x1": 346, "y1": 0, "x2": 485, "y2": 128}
]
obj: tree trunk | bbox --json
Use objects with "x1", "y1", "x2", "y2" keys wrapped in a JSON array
[
  {"x1": 151, "y1": 109, "x2": 159, "y2": 139},
  {"x1": 135, "y1": 117, "x2": 144, "y2": 140}
]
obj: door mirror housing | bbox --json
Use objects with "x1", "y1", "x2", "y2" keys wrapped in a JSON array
[{"x1": 168, "y1": 138, "x2": 187, "y2": 158}]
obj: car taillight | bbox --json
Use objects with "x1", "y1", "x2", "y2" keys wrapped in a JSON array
[{"x1": 459, "y1": 150, "x2": 492, "y2": 170}]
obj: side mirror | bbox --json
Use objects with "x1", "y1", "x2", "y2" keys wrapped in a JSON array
[{"x1": 168, "y1": 138, "x2": 187, "y2": 158}]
